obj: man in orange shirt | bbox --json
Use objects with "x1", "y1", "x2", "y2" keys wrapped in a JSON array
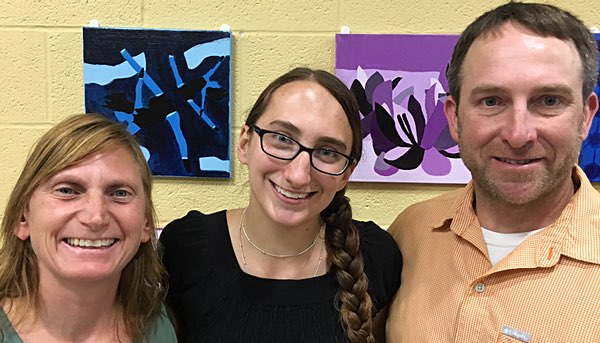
[{"x1": 387, "y1": 2, "x2": 600, "y2": 342}]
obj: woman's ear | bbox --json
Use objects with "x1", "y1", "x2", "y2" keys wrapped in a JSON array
[
  {"x1": 336, "y1": 161, "x2": 356, "y2": 191},
  {"x1": 237, "y1": 125, "x2": 252, "y2": 165},
  {"x1": 140, "y1": 218, "x2": 152, "y2": 243},
  {"x1": 15, "y1": 213, "x2": 31, "y2": 241}
]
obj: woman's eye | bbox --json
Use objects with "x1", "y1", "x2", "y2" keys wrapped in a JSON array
[
  {"x1": 274, "y1": 134, "x2": 292, "y2": 144},
  {"x1": 113, "y1": 189, "x2": 131, "y2": 197},
  {"x1": 318, "y1": 149, "x2": 336, "y2": 158},
  {"x1": 268, "y1": 133, "x2": 296, "y2": 147},
  {"x1": 56, "y1": 187, "x2": 76, "y2": 195}
]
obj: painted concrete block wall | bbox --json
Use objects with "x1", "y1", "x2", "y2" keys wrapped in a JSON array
[{"x1": 1, "y1": 0, "x2": 599, "y2": 229}]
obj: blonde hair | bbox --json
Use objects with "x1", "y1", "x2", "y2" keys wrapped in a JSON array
[{"x1": 0, "y1": 114, "x2": 166, "y2": 342}]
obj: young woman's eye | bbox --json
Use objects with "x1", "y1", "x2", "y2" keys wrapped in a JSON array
[
  {"x1": 315, "y1": 149, "x2": 344, "y2": 163},
  {"x1": 274, "y1": 133, "x2": 293, "y2": 144},
  {"x1": 317, "y1": 149, "x2": 336, "y2": 158},
  {"x1": 266, "y1": 132, "x2": 297, "y2": 149}
]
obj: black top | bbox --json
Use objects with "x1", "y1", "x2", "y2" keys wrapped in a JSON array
[{"x1": 160, "y1": 210, "x2": 402, "y2": 343}]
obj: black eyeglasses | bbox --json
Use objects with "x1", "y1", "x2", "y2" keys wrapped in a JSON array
[{"x1": 250, "y1": 125, "x2": 354, "y2": 176}]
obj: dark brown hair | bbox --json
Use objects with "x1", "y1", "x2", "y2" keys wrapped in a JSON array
[
  {"x1": 245, "y1": 67, "x2": 375, "y2": 342},
  {"x1": 447, "y1": 1, "x2": 598, "y2": 105}
]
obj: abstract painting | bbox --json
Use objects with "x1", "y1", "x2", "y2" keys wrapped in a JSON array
[
  {"x1": 84, "y1": 27, "x2": 231, "y2": 178},
  {"x1": 578, "y1": 33, "x2": 600, "y2": 182},
  {"x1": 336, "y1": 34, "x2": 471, "y2": 183}
]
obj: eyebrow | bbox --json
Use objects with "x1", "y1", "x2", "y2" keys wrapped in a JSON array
[
  {"x1": 468, "y1": 84, "x2": 506, "y2": 97},
  {"x1": 469, "y1": 83, "x2": 576, "y2": 97},
  {"x1": 531, "y1": 84, "x2": 575, "y2": 96},
  {"x1": 266, "y1": 119, "x2": 349, "y2": 151},
  {"x1": 48, "y1": 172, "x2": 140, "y2": 190},
  {"x1": 267, "y1": 120, "x2": 301, "y2": 135}
]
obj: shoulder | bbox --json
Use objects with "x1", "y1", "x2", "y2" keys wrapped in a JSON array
[
  {"x1": 160, "y1": 210, "x2": 227, "y2": 246},
  {"x1": 143, "y1": 305, "x2": 178, "y2": 343},
  {"x1": 353, "y1": 220, "x2": 402, "y2": 312},
  {"x1": 0, "y1": 306, "x2": 22, "y2": 343},
  {"x1": 388, "y1": 187, "x2": 465, "y2": 236},
  {"x1": 162, "y1": 210, "x2": 227, "y2": 234},
  {"x1": 400, "y1": 188, "x2": 463, "y2": 218},
  {"x1": 159, "y1": 210, "x2": 228, "y2": 277},
  {"x1": 354, "y1": 220, "x2": 399, "y2": 262}
]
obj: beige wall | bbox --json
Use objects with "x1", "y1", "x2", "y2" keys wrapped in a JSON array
[{"x1": 1, "y1": 0, "x2": 599, "y2": 228}]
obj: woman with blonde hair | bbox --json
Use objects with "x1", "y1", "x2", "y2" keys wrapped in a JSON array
[{"x1": 0, "y1": 114, "x2": 176, "y2": 343}]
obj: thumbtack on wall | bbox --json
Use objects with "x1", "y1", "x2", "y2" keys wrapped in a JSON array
[
  {"x1": 590, "y1": 26, "x2": 600, "y2": 33},
  {"x1": 220, "y1": 24, "x2": 231, "y2": 32},
  {"x1": 340, "y1": 25, "x2": 350, "y2": 34},
  {"x1": 88, "y1": 19, "x2": 100, "y2": 27}
]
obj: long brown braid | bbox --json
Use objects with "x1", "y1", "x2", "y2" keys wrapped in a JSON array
[
  {"x1": 323, "y1": 192, "x2": 374, "y2": 343},
  {"x1": 244, "y1": 67, "x2": 374, "y2": 342}
]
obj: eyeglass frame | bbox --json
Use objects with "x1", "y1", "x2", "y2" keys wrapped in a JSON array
[{"x1": 249, "y1": 125, "x2": 355, "y2": 176}]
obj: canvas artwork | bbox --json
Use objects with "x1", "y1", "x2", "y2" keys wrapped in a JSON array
[
  {"x1": 84, "y1": 27, "x2": 231, "y2": 178},
  {"x1": 578, "y1": 33, "x2": 600, "y2": 182},
  {"x1": 336, "y1": 34, "x2": 471, "y2": 183}
]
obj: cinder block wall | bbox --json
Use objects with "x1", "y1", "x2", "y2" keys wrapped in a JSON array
[{"x1": 1, "y1": 0, "x2": 598, "y2": 228}]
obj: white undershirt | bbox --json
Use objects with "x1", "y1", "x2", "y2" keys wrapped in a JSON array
[{"x1": 481, "y1": 227, "x2": 544, "y2": 266}]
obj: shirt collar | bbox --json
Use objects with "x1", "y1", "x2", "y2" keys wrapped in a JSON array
[
  {"x1": 547, "y1": 166, "x2": 600, "y2": 264},
  {"x1": 432, "y1": 166, "x2": 600, "y2": 265},
  {"x1": 431, "y1": 181, "x2": 478, "y2": 234}
]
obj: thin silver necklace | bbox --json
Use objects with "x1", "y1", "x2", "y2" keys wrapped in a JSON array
[
  {"x1": 240, "y1": 208, "x2": 323, "y2": 258},
  {"x1": 238, "y1": 208, "x2": 325, "y2": 277}
]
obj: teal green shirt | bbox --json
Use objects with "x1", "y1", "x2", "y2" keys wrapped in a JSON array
[
  {"x1": 143, "y1": 306, "x2": 178, "y2": 343},
  {"x1": 0, "y1": 305, "x2": 177, "y2": 343},
  {"x1": 0, "y1": 307, "x2": 20, "y2": 343}
]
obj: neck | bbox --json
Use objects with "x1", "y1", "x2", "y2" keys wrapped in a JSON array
[
  {"x1": 474, "y1": 176, "x2": 576, "y2": 233},
  {"x1": 238, "y1": 205, "x2": 327, "y2": 279},
  {"x1": 243, "y1": 204, "x2": 323, "y2": 255},
  {"x1": 14, "y1": 273, "x2": 126, "y2": 343}
]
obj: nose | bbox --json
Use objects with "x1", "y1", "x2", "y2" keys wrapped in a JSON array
[
  {"x1": 79, "y1": 192, "x2": 110, "y2": 230},
  {"x1": 283, "y1": 151, "x2": 312, "y2": 187},
  {"x1": 500, "y1": 104, "x2": 537, "y2": 149}
]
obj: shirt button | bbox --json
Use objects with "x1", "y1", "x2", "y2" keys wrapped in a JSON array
[{"x1": 474, "y1": 283, "x2": 486, "y2": 293}]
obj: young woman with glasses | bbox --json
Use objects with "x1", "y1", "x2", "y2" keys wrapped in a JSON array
[{"x1": 160, "y1": 67, "x2": 402, "y2": 343}]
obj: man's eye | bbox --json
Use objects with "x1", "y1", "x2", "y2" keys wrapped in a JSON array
[
  {"x1": 483, "y1": 97, "x2": 497, "y2": 106},
  {"x1": 542, "y1": 96, "x2": 560, "y2": 106}
]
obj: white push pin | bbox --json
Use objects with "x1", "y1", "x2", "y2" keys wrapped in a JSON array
[{"x1": 340, "y1": 25, "x2": 350, "y2": 34}]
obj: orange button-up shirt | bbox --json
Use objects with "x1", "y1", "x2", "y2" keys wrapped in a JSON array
[{"x1": 387, "y1": 166, "x2": 600, "y2": 342}]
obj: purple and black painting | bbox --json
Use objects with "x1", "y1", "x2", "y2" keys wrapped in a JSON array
[{"x1": 336, "y1": 33, "x2": 470, "y2": 183}]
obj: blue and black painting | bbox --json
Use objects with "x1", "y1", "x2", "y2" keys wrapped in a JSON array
[{"x1": 84, "y1": 27, "x2": 231, "y2": 178}]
